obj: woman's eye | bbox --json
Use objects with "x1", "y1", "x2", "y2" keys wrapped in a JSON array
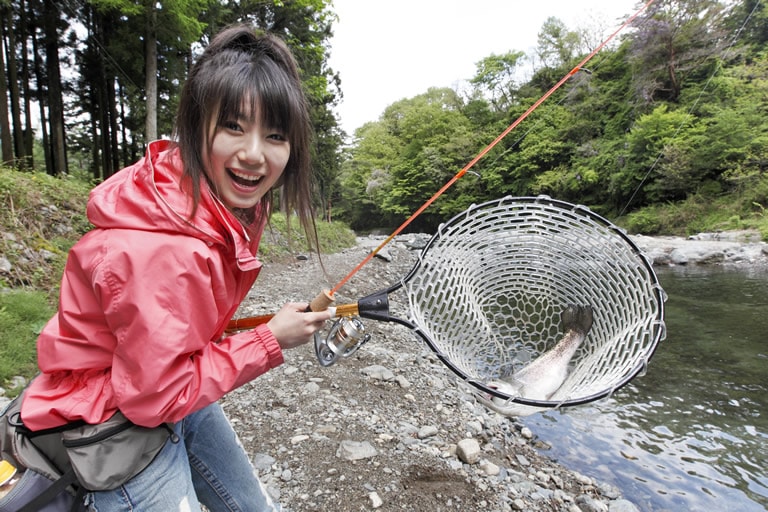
[
  {"x1": 222, "y1": 121, "x2": 241, "y2": 132},
  {"x1": 268, "y1": 132, "x2": 287, "y2": 141}
]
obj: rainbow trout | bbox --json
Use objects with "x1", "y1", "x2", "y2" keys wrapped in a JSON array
[{"x1": 479, "y1": 304, "x2": 594, "y2": 417}]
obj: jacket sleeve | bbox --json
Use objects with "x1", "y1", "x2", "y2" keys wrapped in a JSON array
[{"x1": 98, "y1": 234, "x2": 283, "y2": 427}]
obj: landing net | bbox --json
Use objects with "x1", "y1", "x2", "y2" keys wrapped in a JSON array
[{"x1": 404, "y1": 195, "x2": 667, "y2": 408}]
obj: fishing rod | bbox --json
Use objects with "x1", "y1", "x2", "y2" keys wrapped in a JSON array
[
  {"x1": 226, "y1": 1, "x2": 667, "y2": 415},
  {"x1": 227, "y1": 0, "x2": 656, "y2": 335}
]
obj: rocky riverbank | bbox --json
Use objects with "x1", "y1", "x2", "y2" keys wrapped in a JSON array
[{"x1": 633, "y1": 229, "x2": 768, "y2": 266}]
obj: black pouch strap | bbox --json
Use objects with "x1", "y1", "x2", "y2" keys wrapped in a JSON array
[
  {"x1": 17, "y1": 467, "x2": 80, "y2": 512},
  {"x1": 9, "y1": 411, "x2": 87, "y2": 438}
]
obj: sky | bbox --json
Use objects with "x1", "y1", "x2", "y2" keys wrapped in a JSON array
[{"x1": 328, "y1": 0, "x2": 642, "y2": 135}]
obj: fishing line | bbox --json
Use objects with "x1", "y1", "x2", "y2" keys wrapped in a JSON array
[{"x1": 330, "y1": 0, "x2": 656, "y2": 296}]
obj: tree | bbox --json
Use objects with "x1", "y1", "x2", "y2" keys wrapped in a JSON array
[
  {"x1": 469, "y1": 51, "x2": 525, "y2": 111},
  {"x1": 727, "y1": 0, "x2": 768, "y2": 56},
  {"x1": 628, "y1": 0, "x2": 729, "y2": 104},
  {"x1": 535, "y1": 17, "x2": 583, "y2": 69},
  {"x1": 0, "y1": 1, "x2": 12, "y2": 164},
  {"x1": 42, "y1": 0, "x2": 67, "y2": 175},
  {"x1": 339, "y1": 88, "x2": 480, "y2": 231}
]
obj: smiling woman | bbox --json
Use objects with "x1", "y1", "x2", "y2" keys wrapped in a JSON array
[{"x1": 13, "y1": 24, "x2": 332, "y2": 512}]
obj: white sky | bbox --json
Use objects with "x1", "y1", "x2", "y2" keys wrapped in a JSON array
[{"x1": 328, "y1": 0, "x2": 642, "y2": 135}]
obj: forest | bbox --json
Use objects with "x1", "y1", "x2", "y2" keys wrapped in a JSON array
[{"x1": 1, "y1": 0, "x2": 767, "y2": 237}]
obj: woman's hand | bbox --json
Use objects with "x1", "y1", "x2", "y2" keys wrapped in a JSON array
[{"x1": 266, "y1": 302, "x2": 333, "y2": 350}]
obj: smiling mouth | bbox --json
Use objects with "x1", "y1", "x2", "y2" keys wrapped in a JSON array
[{"x1": 227, "y1": 168, "x2": 262, "y2": 188}]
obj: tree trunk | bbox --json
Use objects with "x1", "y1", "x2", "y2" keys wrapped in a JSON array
[
  {"x1": 43, "y1": 0, "x2": 66, "y2": 175},
  {"x1": 144, "y1": 3, "x2": 157, "y2": 143},
  {"x1": 31, "y1": 10, "x2": 51, "y2": 174},
  {"x1": 19, "y1": 0, "x2": 33, "y2": 168},
  {"x1": 119, "y1": 82, "x2": 129, "y2": 167},
  {"x1": 4, "y1": 5, "x2": 26, "y2": 168},
  {"x1": 0, "y1": 17, "x2": 13, "y2": 165},
  {"x1": 107, "y1": 76, "x2": 119, "y2": 174}
]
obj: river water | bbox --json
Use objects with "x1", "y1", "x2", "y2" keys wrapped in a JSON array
[{"x1": 522, "y1": 265, "x2": 768, "y2": 512}]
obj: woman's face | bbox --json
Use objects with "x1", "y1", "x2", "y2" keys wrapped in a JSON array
[{"x1": 203, "y1": 106, "x2": 290, "y2": 211}]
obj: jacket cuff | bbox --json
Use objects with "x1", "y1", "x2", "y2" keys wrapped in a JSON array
[{"x1": 255, "y1": 323, "x2": 284, "y2": 368}]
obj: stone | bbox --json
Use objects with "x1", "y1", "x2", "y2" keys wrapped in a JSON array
[
  {"x1": 336, "y1": 440, "x2": 377, "y2": 461},
  {"x1": 369, "y1": 491, "x2": 383, "y2": 508},
  {"x1": 417, "y1": 425, "x2": 439, "y2": 439},
  {"x1": 360, "y1": 365, "x2": 395, "y2": 381},
  {"x1": 456, "y1": 438, "x2": 481, "y2": 464}
]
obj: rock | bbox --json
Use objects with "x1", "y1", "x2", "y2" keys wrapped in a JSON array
[
  {"x1": 360, "y1": 364, "x2": 395, "y2": 382},
  {"x1": 252, "y1": 453, "x2": 275, "y2": 472},
  {"x1": 417, "y1": 425, "x2": 438, "y2": 439},
  {"x1": 369, "y1": 491, "x2": 383, "y2": 508},
  {"x1": 632, "y1": 232, "x2": 768, "y2": 266},
  {"x1": 456, "y1": 438, "x2": 481, "y2": 464},
  {"x1": 609, "y1": 499, "x2": 641, "y2": 512},
  {"x1": 576, "y1": 494, "x2": 609, "y2": 512},
  {"x1": 336, "y1": 440, "x2": 377, "y2": 461},
  {"x1": 479, "y1": 460, "x2": 500, "y2": 476},
  {"x1": 373, "y1": 248, "x2": 392, "y2": 262},
  {"x1": 394, "y1": 375, "x2": 411, "y2": 388}
]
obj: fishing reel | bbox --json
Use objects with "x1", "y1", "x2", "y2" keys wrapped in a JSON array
[{"x1": 314, "y1": 315, "x2": 370, "y2": 366}]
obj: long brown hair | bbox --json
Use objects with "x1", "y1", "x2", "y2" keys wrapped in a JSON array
[{"x1": 174, "y1": 25, "x2": 318, "y2": 251}]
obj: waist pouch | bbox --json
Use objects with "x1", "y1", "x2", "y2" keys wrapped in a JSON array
[
  {"x1": 60, "y1": 411, "x2": 174, "y2": 491},
  {"x1": 1, "y1": 389, "x2": 175, "y2": 512}
]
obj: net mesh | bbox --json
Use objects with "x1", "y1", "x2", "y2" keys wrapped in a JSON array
[{"x1": 404, "y1": 196, "x2": 667, "y2": 407}]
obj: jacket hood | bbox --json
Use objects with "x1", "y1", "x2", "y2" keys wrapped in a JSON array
[{"x1": 87, "y1": 140, "x2": 262, "y2": 271}]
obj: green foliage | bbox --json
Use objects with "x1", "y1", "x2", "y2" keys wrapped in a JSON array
[
  {"x1": 619, "y1": 173, "x2": 768, "y2": 240},
  {"x1": 0, "y1": 167, "x2": 92, "y2": 296},
  {"x1": 337, "y1": 2, "x2": 768, "y2": 234},
  {"x1": 339, "y1": 88, "x2": 484, "y2": 231},
  {"x1": 0, "y1": 290, "x2": 53, "y2": 388},
  {"x1": 470, "y1": 51, "x2": 526, "y2": 110},
  {"x1": 259, "y1": 212, "x2": 356, "y2": 261},
  {"x1": 624, "y1": 208, "x2": 663, "y2": 234}
]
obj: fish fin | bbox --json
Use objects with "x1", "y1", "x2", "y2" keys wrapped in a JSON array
[{"x1": 560, "y1": 304, "x2": 594, "y2": 334}]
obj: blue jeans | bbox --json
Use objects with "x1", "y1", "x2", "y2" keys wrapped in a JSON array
[{"x1": 84, "y1": 403, "x2": 279, "y2": 511}]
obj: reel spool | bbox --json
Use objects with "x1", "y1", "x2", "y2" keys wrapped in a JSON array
[{"x1": 314, "y1": 316, "x2": 370, "y2": 367}]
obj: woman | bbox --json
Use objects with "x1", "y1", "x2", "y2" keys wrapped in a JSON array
[{"x1": 20, "y1": 25, "x2": 330, "y2": 511}]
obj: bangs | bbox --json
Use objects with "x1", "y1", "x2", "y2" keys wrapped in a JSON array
[{"x1": 213, "y1": 51, "x2": 304, "y2": 135}]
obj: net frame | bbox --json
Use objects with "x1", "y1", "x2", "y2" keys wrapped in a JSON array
[{"x1": 365, "y1": 195, "x2": 667, "y2": 409}]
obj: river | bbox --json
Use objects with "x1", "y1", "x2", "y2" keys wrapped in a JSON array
[{"x1": 522, "y1": 265, "x2": 768, "y2": 512}]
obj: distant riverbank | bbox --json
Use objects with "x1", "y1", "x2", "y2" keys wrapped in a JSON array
[{"x1": 632, "y1": 229, "x2": 768, "y2": 266}]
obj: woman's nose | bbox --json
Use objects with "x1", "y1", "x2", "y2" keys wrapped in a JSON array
[{"x1": 239, "y1": 135, "x2": 266, "y2": 166}]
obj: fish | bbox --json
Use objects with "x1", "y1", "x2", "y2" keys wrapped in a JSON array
[{"x1": 478, "y1": 304, "x2": 594, "y2": 417}]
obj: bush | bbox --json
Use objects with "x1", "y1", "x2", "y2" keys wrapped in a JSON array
[{"x1": 624, "y1": 209, "x2": 661, "y2": 234}]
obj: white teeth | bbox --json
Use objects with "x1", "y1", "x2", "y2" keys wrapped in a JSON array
[{"x1": 229, "y1": 169, "x2": 261, "y2": 182}]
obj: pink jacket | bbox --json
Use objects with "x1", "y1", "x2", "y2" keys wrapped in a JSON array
[{"x1": 21, "y1": 140, "x2": 284, "y2": 429}]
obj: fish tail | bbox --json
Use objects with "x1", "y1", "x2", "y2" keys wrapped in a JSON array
[{"x1": 560, "y1": 304, "x2": 594, "y2": 334}]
